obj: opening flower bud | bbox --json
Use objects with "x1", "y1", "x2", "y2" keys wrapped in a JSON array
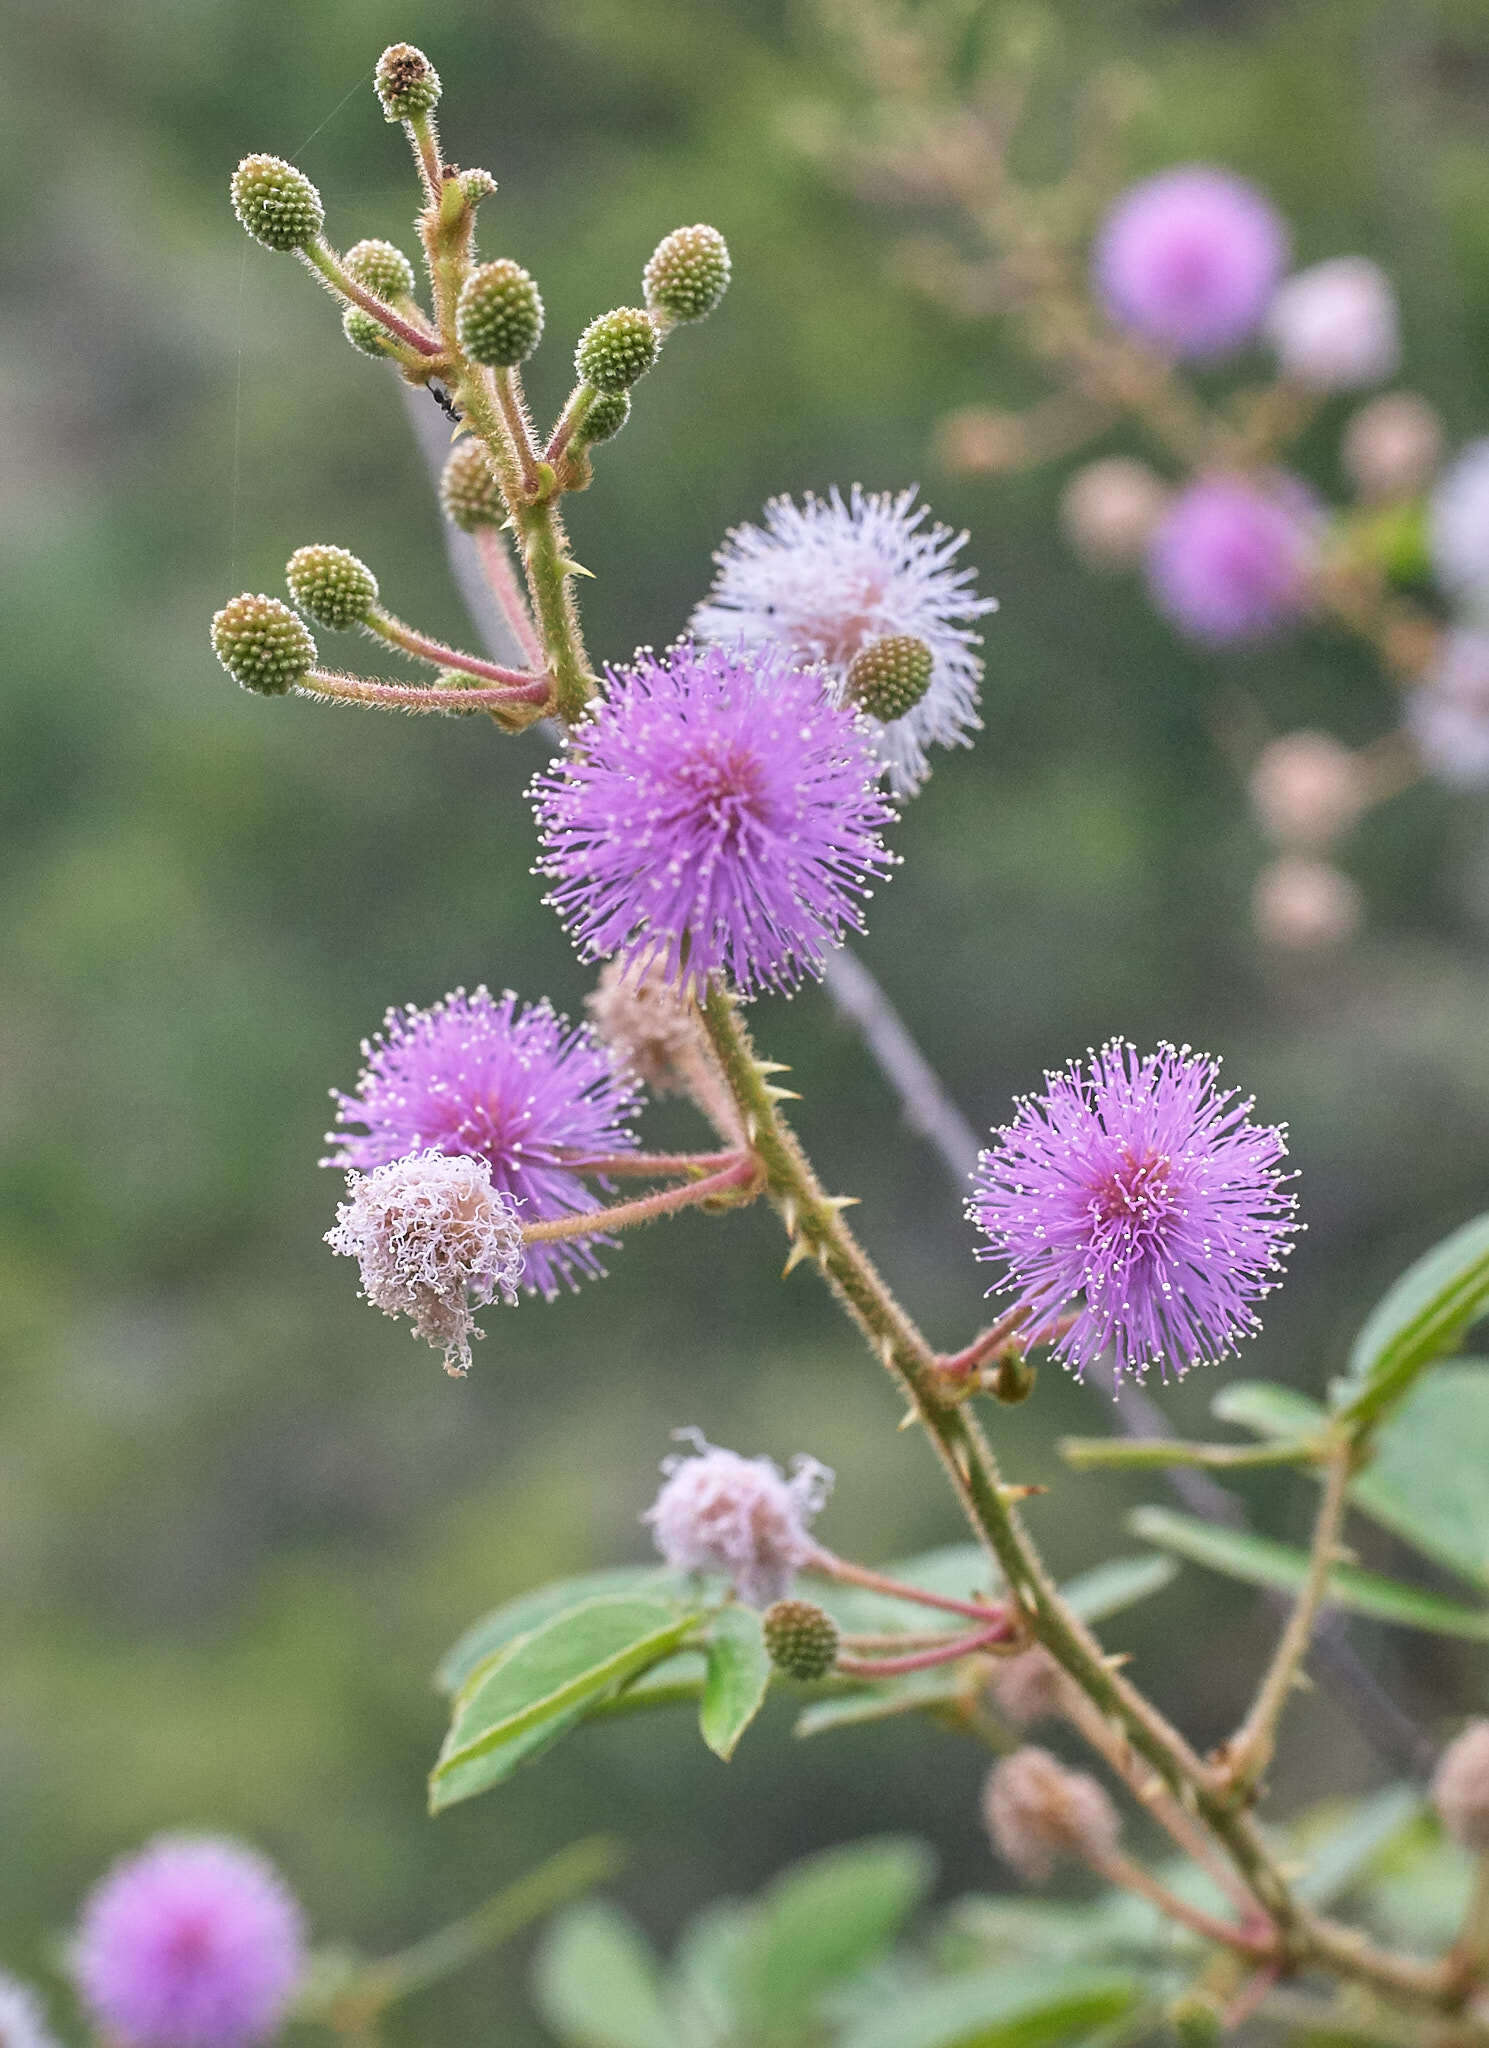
[
  {"x1": 1432, "y1": 1720, "x2": 1489, "y2": 1853},
  {"x1": 439, "y1": 441, "x2": 504, "y2": 531},
  {"x1": 459, "y1": 167, "x2": 498, "y2": 207},
  {"x1": 286, "y1": 545, "x2": 379, "y2": 631},
  {"x1": 210, "y1": 594, "x2": 316, "y2": 695},
  {"x1": 579, "y1": 390, "x2": 632, "y2": 447},
  {"x1": 457, "y1": 260, "x2": 545, "y2": 368},
  {"x1": 846, "y1": 636, "x2": 935, "y2": 723},
  {"x1": 762, "y1": 1599, "x2": 840, "y2": 1680},
  {"x1": 375, "y1": 43, "x2": 441, "y2": 122},
  {"x1": 982, "y1": 1746, "x2": 1121, "y2": 1883},
  {"x1": 643, "y1": 224, "x2": 731, "y2": 323},
  {"x1": 343, "y1": 307, "x2": 398, "y2": 358},
  {"x1": 230, "y1": 155, "x2": 324, "y2": 253},
  {"x1": 344, "y1": 238, "x2": 417, "y2": 303},
  {"x1": 575, "y1": 308, "x2": 659, "y2": 394}
]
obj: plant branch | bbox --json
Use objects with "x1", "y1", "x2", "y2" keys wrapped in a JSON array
[
  {"x1": 520, "y1": 1155, "x2": 759, "y2": 1244},
  {"x1": 1089, "y1": 1846, "x2": 1275, "y2": 1960},
  {"x1": 808, "y1": 1548, "x2": 1010, "y2": 1624},
  {"x1": 835, "y1": 1623, "x2": 1011, "y2": 1679},
  {"x1": 1059, "y1": 1435, "x2": 1322, "y2": 1472},
  {"x1": 472, "y1": 526, "x2": 546, "y2": 671},
  {"x1": 296, "y1": 668, "x2": 550, "y2": 717},
  {"x1": 300, "y1": 242, "x2": 443, "y2": 357},
  {"x1": 364, "y1": 608, "x2": 545, "y2": 687}
]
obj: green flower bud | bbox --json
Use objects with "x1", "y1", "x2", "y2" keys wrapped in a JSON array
[
  {"x1": 230, "y1": 154, "x2": 324, "y2": 253},
  {"x1": 643, "y1": 224, "x2": 730, "y2": 322},
  {"x1": 375, "y1": 43, "x2": 441, "y2": 122},
  {"x1": 211, "y1": 594, "x2": 315, "y2": 695},
  {"x1": 342, "y1": 307, "x2": 397, "y2": 358},
  {"x1": 845, "y1": 636, "x2": 934, "y2": 723},
  {"x1": 575, "y1": 308, "x2": 659, "y2": 394},
  {"x1": 345, "y1": 238, "x2": 417, "y2": 302},
  {"x1": 762, "y1": 1599, "x2": 839, "y2": 1682},
  {"x1": 457, "y1": 260, "x2": 544, "y2": 368},
  {"x1": 459, "y1": 168, "x2": 498, "y2": 207},
  {"x1": 439, "y1": 441, "x2": 505, "y2": 531},
  {"x1": 286, "y1": 545, "x2": 379, "y2": 631},
  {"x1": 578, "y1": 390, "x2": 631, "y2": 447}
]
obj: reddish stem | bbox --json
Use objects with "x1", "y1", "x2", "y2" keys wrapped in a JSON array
[
  {"x1": 473, "y1": 526, "x2": 546, "y2": 672},
  {"x1": 936, "y1": 1306, "x2": 1032, "y2": 1380},
  {"x1": 553, "y1": 1150, "x2": 743, "y2": 1179},
  {"x1": 520, "y1": 1156, "x2": 758, "y2": 1244},
  {"x1": 807, "y1": 1549, "x2": 1006, "y2": 1625},
  {"x1": 835, "y1": 1623, "x2": 1012, "y2": 1679},
  {"x1": 301, "y1": 243, "x2": 442, "y2": 358},
  {"x1": 299, "y1": 668, "x2": 551, "y2": 714},
  {"x1": 366, "y1": 609, "x2": 545, "y2": 688}
]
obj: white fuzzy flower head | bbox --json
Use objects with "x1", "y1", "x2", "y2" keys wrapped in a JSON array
[
  {"x1": 1266, "y1": 257, "x2": 1399, "y2": 390},
  {"x1": 326, "y1": 1151, "x2": 524, "y2": 1376},
  {"x1": 1430, "y1": 440, "x2": 1489, "y2": 606},
  {"x1": 644, "y1": 1430, "x2": 833, "y2": 1607},
  {"x1": 689, "y1": 485, "x2": 997, "y2": 797},
  {"x1": 0, "y1": 1971, "x2": 60, "y2": 2048},
  {"x1": 1408, "y1": 628, "x2": 1489, "y2": 788}
]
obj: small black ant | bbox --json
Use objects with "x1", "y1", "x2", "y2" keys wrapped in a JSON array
[{"x1": 428, "y1": 382, "x2": 463, "y2": 426}]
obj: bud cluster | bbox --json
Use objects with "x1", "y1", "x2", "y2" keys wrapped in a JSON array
[
  {"x1": 210, "y1": 594, "x2": 316, "y2": 695},
  {"x1": 286, "y1": 545, "x2": 379, "y2": 631},
  {"x1": 457, "y1": 260, "x2": 545, "y2": 368},
  {"x1": 762, "y1": 1599, "x2": 840, "y2": 1680},
  {"x1": 231, "y1": 154, "x2": 324, "y2": 252},
  {"x1": 576, "y1": 308, "x2": 660, "y2": 394}
]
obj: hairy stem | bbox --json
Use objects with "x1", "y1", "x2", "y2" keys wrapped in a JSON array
[
  {"x1": 301, "y1": 242, "x2": 443, "y2": 357},
  {"x1": 520, "y1": 1155, "x2": 758, "y2": 1243},
  {"x1": 364, "y1": 607, "x2": 544, "y2": 687},
  {"x1": 472, "y1": 526, "x2": 546, "y2": 672},
  {"x1": 297, "y1": 669, "x2": 550, "y2": 717}
]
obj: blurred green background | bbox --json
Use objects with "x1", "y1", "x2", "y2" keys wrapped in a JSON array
[{"x1": 6, "y1": 0, "x2": 1489, "y2": 2037}]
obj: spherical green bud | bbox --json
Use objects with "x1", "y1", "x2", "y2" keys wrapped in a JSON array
[
  {"x1": 459, "y1": 167, "x2": 498, "y2": 207},
  {"x1": 286, "y1": 545, "x2": 379, "y2": 631},
  {"x1": 579, "y1": 390, "x2": 631, "y2": 447},
  {"x1": 211, "y1": 593, "x2": 315, "y2": 695},
  {"x1": 439, "y1": 440, "x2": 505, "y2": 531},
  {"x1": 762, "y1": 1599, "x2": 839, "y2": 1682},
  {"x1": 845, "y1": 636, "x2": 934, "y2": 723},
  {"x1": 575, "y1": 308, "x2": 659, "y2": 394},
  {"x1": 375, "y1": 43, "x2": 441, "y2": 122},
  {"x1": 342, "y1": 307, "x2": 397, "y2": 358},
  {"x1": 457, "y1": 260, "x2": 544, "y2": 368},
  {"x1": 345, "y1": 238, "x2": 417, "y2": 302},
  {"x1": 231, "y1": 154, "x2": 324, "y2": 252},
  {"x1": 643, "y1": 224, "x2": 730, "y2": 322}
]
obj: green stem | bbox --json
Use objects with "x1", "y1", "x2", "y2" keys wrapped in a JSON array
[
  {"x1": 1218, "y1": 1440, "x2": 1353, "y2": 1798},
  {"x1": 1059, "y1": 1435, "x2": 1323, "y2": 1473},
  {"x1": 694, "y1": 978, "x2": 1470, "y2": 2017}
]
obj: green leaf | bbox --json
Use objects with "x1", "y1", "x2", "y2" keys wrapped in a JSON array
[
  {"x1": 1129, "y1": 1506, "x2": 1489, "y2": 1639},
  {"x1": 1211, "y1": 1381, "x2": 1327, "y2": 1441},
  {"x1": 837, "y1": 1965, "x2": 1140, "y2": 2048},
  {"x1": 593, "y1": 1650, "x2": 707, "y2": 1717},
  {"x1": 1335, "y1": 1213, "x2": 1489, "y2": 1428},
  {"x1": 1288, "y1": 1784, "x2": 1422, "y2": 1908},
  {"x1": 794, "y1": 1672, "x2": 966, "y2": 1739},
  {"x1": 732, "y1": 1838, "x2": 935, "y2": 2035},
  {"x1": 436, "y1": 1567, "x2": 688, "y2": 1696},
  {"x1": 1348, "y1": 1364, "x2": 1489, "y2": 1591},
  {"x1": 668, "y1": 1899, "x2": 755, "y2": 2048},
  {"x1": 430, "y1": 1597, "x2": 704, "y2": 1812},
  {"x1": 531, "y1": 1901, "x2": 669, "y2": 2048},
  {"x1": 1059, "y1": 1554, "x2": 1178, "y2": 1623},
  {"x1": 699, "y1": 1605, "x2": 772, "y2": 1760}
]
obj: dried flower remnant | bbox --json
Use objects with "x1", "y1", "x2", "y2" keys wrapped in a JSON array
[
  {"x1": 1265, "y1": 258, "x2": 1400, "y2": 391},
  {"x1": 1432, "y1": 1721, "x2": 1489, "y2": 1854},
  {"x1": 1146, "y1": 476, "x2": 1316, "y2": 645},
  {"x1": 1094, "y1": 167, "x2": 1288, "y2": 359},
  {"x1": 986, "y1": 1646, "x2": 1068, "y2": 1728},
  {"x1": 645, "y1": 1432, "x2": 833, "y2": 1607},
  {"x1": 1408, "y1": 629, "x2": 1489, "y2": 789},
  {"x1": 982, "y1": 1748, "x2": 1121, "y2": 1884},
  {"x1": 327, "y1": 1152, "x2": 524, "y2": 1375},
  {"x1": 1252, "y1": 856, "x2": 1363, "y2": 952},
  {"x1": 326, "y1": 987, "x2": 642, "y2": 1299},
  {"x1": 533, "y1": 643, "x2": 896, "y2": 996},
  {"x1": 970, "y1": 1041, "x2": 1297, "y2": 1383},
  {"x1": 690, "y1": 486, "x2": 996, "y2": 796},
  {"x1": 74, "y1": 1836, "x2": 304, "y2": 2048}
]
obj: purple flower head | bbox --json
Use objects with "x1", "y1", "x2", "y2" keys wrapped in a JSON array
[
  {"x1": 73, "y1": 1835, "x2": 304, "y2": 2048},
  {"x1": 688, "y1": 486, "x2": 996, "y2": 796},
  {"x1": 970, "y1": 1041, "x2": 1298, "y2": 1383},
  {"x1": 0, "y1": 1971, "x2": 60, "y2": 2048},
  {"x1": 1147, "y1": 475, "x2": 1316, "y2": 645},
  {"x1": 326, "y1": 987, "x2": 642, "y2": 1299},
  {"x1": 1408, "y1": 629, "x2": 1489, "y2": 789},
  {"x1": 645, "y1": 1430, "x2": 833, "y2": 1607},
  {"x1": 1095, "y1": 167, "x2": 1288, "y2": 359},
  {"x1": 531, "y1": 642, "x2": 897, "y2": 997}
]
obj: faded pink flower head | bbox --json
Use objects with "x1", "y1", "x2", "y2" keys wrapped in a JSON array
[
  {"x1": 645, "y1": 1431, "x2": 833, "y2": 1607},
  {"x1": 326, "y1": 1151, "x2": 525, "y2": 1374},
  {"x1": 73, "y1": 1835, "x2": 304, "y2": 2048}
]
